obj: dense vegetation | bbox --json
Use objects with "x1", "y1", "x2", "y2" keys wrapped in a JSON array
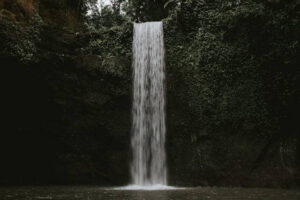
[
  {"x1": 0, "y1": 0, "x2": 299, "y2": 187},
  {"x1": 163, "y1": 0, "x2": 299, "y2": 186}
]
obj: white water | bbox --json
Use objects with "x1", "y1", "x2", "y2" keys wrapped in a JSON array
[
  {"x1": 114, "y1": 184, "x2": 176, "y2": 191},
  {"x1": 130, "y1": 22, "x2": 167, "y2": 187}
]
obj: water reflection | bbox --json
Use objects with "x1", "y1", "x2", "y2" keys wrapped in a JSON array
[
  {"x1": 127, "y1": 190, "x2": 170, "y2": 200},
  {"x1": 0, "y1": 186, "x2": 299, "y2": 200}
]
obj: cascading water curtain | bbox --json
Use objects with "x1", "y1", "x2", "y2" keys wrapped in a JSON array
[{"x1": 131, "y1": 22, "x2": 167, "y2": 186}]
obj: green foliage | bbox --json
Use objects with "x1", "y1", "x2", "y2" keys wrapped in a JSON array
[
  {"x1": 166, "y1": 28, "x2": 268, "y2": 137},
  {"x1": 0, "y1": 14, "x2": 43, "y2": 63},
  {"x1": 163, "y1": 0, "x2": 299, "y2": 177},
  {"x1": 165, "y1": 0, "x2": 299, "y2": 137},
  {"x1": 82, "y1": 22, "x2": 132, "y2": 81},
  {"x1": 122, "y1": 0, "x2": 169, "y2": 21},
  {"x1": 84, "y1": 0, "x2": 129, "y2": 29},
  {"x1": 86, "y1": 22, "x2": 132, "y2": 57}
]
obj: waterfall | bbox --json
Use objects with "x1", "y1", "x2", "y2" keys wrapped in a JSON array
[{"x1": 131, "y1": 22, "x2": 167, "y2": 186}]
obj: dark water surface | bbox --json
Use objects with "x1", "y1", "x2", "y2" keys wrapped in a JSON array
[{"x1": 0, "y1": 186, "x2": 299, "y2": 200}]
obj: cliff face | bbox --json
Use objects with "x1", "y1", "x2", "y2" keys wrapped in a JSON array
[
  {"x1": 0, "y1": 0, "x2": 299, "y2": 187},
  {"x1": 0, "y1": 0, "x2": 132, "y2": 185},
  {"x1": 163, "y1": 0, "x2": 299, "y2": 187}
]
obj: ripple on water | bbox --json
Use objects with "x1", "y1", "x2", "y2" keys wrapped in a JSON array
[{"x1": 112, "y1": 185, "x2": 182, "y2": 191}]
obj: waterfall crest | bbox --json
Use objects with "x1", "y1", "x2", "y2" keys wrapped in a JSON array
[{"x1": 131, "y1": 22, "x2": 167, "y2": 186}]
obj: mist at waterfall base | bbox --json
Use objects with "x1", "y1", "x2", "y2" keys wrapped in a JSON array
[{"x1": 117, "y1": 22, "x2": 174, "y2": 190}]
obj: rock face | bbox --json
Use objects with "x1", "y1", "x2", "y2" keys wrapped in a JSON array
[
  {"x1": 0, "y1": 0, "x2": 299, "y2": 188},
  {"x1": 162, "y1": 0, "x2": 299, "y2": 188},
  {"x1": 0, "y1": 0, "x2": 131, "y2": 185}
]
